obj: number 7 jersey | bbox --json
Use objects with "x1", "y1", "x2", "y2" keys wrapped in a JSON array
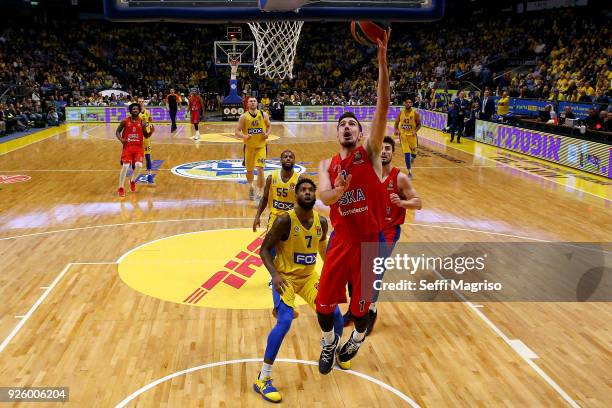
[{"x1": 273, "y1": 209, "x2": 324, "y2": 278}]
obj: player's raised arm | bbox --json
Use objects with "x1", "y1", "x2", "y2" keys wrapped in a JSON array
[
  {"x1": 260, "y1": 214, "x2": 291, "y2": 295},
  {"x1": 317, "y1": 159, "x2": 352, "y2": 205},
  {"x1": 365, "y1": 28, "x2": 391, "y2": 162},
  {"x1": 390, "y1": 172, "x2": 422, "y2": 210},
  {"x1": 253, "y1": 175, "x2": 273, "y2": 231},
  {"x1": 115, "y1": 119, "x2": 126, "y2": 144}
]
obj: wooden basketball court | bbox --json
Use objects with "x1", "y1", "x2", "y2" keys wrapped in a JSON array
[{"x1": 0, "y1": 122, "x2": 610, "y2": 407}]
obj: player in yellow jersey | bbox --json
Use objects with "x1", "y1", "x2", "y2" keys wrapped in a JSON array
[
  {"x1": 253, "y1": 178, "x2": 346, "y2": 403},
  {"x1": 393, "y1": 97, "x2": 421, "y2": 178},
  {"x1": 252, "y1": 150, "x2": 301, "y2": 232},
  {"x1": 235, "y1": 96, "x2": 271, "y2": 201},
  {"x1": 138, "y1": 98, "x2": 155, "y2": 185}
]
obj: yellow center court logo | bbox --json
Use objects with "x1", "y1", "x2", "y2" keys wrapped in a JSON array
[
  {"x1": 171, "y1": 159, "x2": 306, "y2": 182},
  {"x1": 118, "y1": 229, "x2": 321, "y2": 309}
]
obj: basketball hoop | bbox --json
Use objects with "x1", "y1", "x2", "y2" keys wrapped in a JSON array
[{"x1": 247, "y1": 21, "x2": 304, "y2": 80}]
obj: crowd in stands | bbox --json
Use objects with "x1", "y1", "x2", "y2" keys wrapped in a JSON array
[{"x1": 1, "y1": 8, "x2": 610, "y2": 136}]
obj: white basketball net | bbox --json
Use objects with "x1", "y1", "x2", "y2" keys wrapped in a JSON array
[
  {"x1": 247, "y1": 21, "x2": 304, "y2": 80},
  {"x1": 229, "y1": 57, "x2": 240, "y2": 79}
]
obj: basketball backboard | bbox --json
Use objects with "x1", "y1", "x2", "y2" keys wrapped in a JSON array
[
  {"x1": 214, "y1": 41, "x2": 255, "y2": 66},
  {"x1": 103, "y1": 1, "x2": 444, "y2": 22}
]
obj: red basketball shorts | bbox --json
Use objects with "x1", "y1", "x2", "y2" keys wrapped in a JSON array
[
  {"x1": 315, "y1": 231, "x2": 385, "y2": 317},
  {"x1": 121, "y1": 146, "x2": 144, "y2": 166},
  {"x1": 191, "y1": 110, "x2": 200, "y2": 124}
]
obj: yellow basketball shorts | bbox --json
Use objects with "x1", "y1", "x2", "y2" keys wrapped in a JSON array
[
  {"x1": 277, "y1": 272, "x2": 319, "y2": 310},
  {"x1": 244, "y1": 146, "x2": 266, "y2": 172},
  {"x1": 143, "y1": 139, "x2": 152, "y2": 154},
  {"x1": 400, "y1": 133, "x2": 418, "y2": 155}
]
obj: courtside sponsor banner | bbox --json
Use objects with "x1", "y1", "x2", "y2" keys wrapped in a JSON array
[
  {"x1": 284, "y1": 106, "x2": 448, "y2": 130},
  {"x1": 361, "y1": 242, "x2": 611, "y2": 302},
  {"x1": 66, "y1": 106, "x2": 192, "y2": 123},
  {"x1": 475, "y1": 120, "x2": 612, "y2": 178},
  {"x1": 509, "y1": 99, "x2": 599, "y2": 118}
]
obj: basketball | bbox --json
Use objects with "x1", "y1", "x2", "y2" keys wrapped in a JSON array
[{"x1": 351, "y1": 21, "x2": 388, "y2": 46}]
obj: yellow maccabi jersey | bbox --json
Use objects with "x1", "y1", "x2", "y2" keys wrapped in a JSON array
[
  {"x1": 243, "y1": 110, "x2": 267, "y2": 148},
  {"x1": 140, "y1": 108, "x2": 153, "y2": 153},
  {"x1": 399, "y1": 109, "x2": 418, "y2": 136},
  {"x1": 267, "y1": 170, "x2": 299, "y2": 229},
  {"x1": 273, "y1": 209, "x2": 324, "y2": 278}
]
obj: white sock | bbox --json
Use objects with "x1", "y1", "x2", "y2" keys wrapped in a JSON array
[
  {"x1": 369, "y1": 303, "x2": 377, "y2": 312},
  {"x1": 322, "y1": 330, "x2": 335, "y2": 345},
  {"x1": 352, "y1": 329, "x2": 365, "y2": 342},
  {"x1": 132, "y1": 163, "x2": 143, "y2": 181},
  {"x1": 259, "y1": 363, "x2": 273, "y2": 380},
  {"x1": 119, "y1": 164, "x2": 130, "y2": 188}
]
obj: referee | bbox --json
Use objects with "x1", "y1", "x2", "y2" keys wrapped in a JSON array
[{"x1": 165, "y1": 88, "x2": 180, "y2": 132}]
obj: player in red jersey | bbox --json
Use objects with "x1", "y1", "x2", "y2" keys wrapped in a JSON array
[
  {"x1": 115, "y1": 103, "x2": 151, "y2": 197},
  {"x1": 188, "y1": 90, "x2": 204, "y2": 141},
  {"x1": 343, "y1": 136, "x2": 422, "y2": 333},
  {"x1": 367, "y1": 136, "x2": 421, "y2": 334},
  {"x1": 315, "y1": 29, "x2": 391, "y2": 374},
  {"x1": 317, "y1": 136, "x2": 422, "y2": 336}
]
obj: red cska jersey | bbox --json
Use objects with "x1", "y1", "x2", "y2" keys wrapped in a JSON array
[
  {"x1": 382, "y1": 167, "x2": 406, "y2": 230},
  {"x1": 189, "y1": 95, "x2": 202, "y2": 111},
  {"x1": 122, "y1": 116, "x2": 144, "y2": 148},
  {"x1": 328, "y1": 145, "x2": 386, "y2": 239}
]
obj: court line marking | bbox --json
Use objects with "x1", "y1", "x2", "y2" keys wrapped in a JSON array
[
  {"x1": 116, "y1": 227, "x2": 251, "y2": 263},
  {"x1": 0, "y1": 262, "x2": 116, "y2": 354},
  {"x1": 431, "y1": 268, "x2": 580, "y2": 408},
  {"x1": 0, "y1": 217, "x2": 254, "y2": 242},
  {"x1": 406, "y1": 223, "x2": 549, "y2": 242},
  {"x1": 2, "y1": 217, "x2": 609, "y2": 254},
  {"x1": 0, "y1": 218, "x2": 549, "y2": 243},
  {"x1": 0, "y1": 165, "x2": 504, "y2": 172},
  {"x1": 0, "y1": 263, "x2": 73, "y2": 353},
  {"x1": 113, "y1": 358, "x2": 420, "y2": 408},
  {"x1": 0, "y1": 125, "x2": 76, "y2": 156},
  {"x1": 427, "y1": 135, "x2": 610, "y2": 200}
]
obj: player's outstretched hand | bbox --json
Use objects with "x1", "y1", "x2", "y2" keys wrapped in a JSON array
[
  {"x1": 390, "y1": 193, "x2": 402, "y2": 207},
  {"x1": 272, "y1": 274, "x2": 288, "y2": 295},
  {"x1": 333, "y1": 168, "x2": 352, "y2": 194},
  {"x1": 252, "y1": 217, "x2": 261, "y2": 232},
  {"x1": 376, "y1": 28, "x2": 391, "y2": 59}
]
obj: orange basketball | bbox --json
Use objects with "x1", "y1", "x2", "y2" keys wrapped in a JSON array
[{"x1": 350, "y1": 21, "x2": 388, "y2": 46}]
